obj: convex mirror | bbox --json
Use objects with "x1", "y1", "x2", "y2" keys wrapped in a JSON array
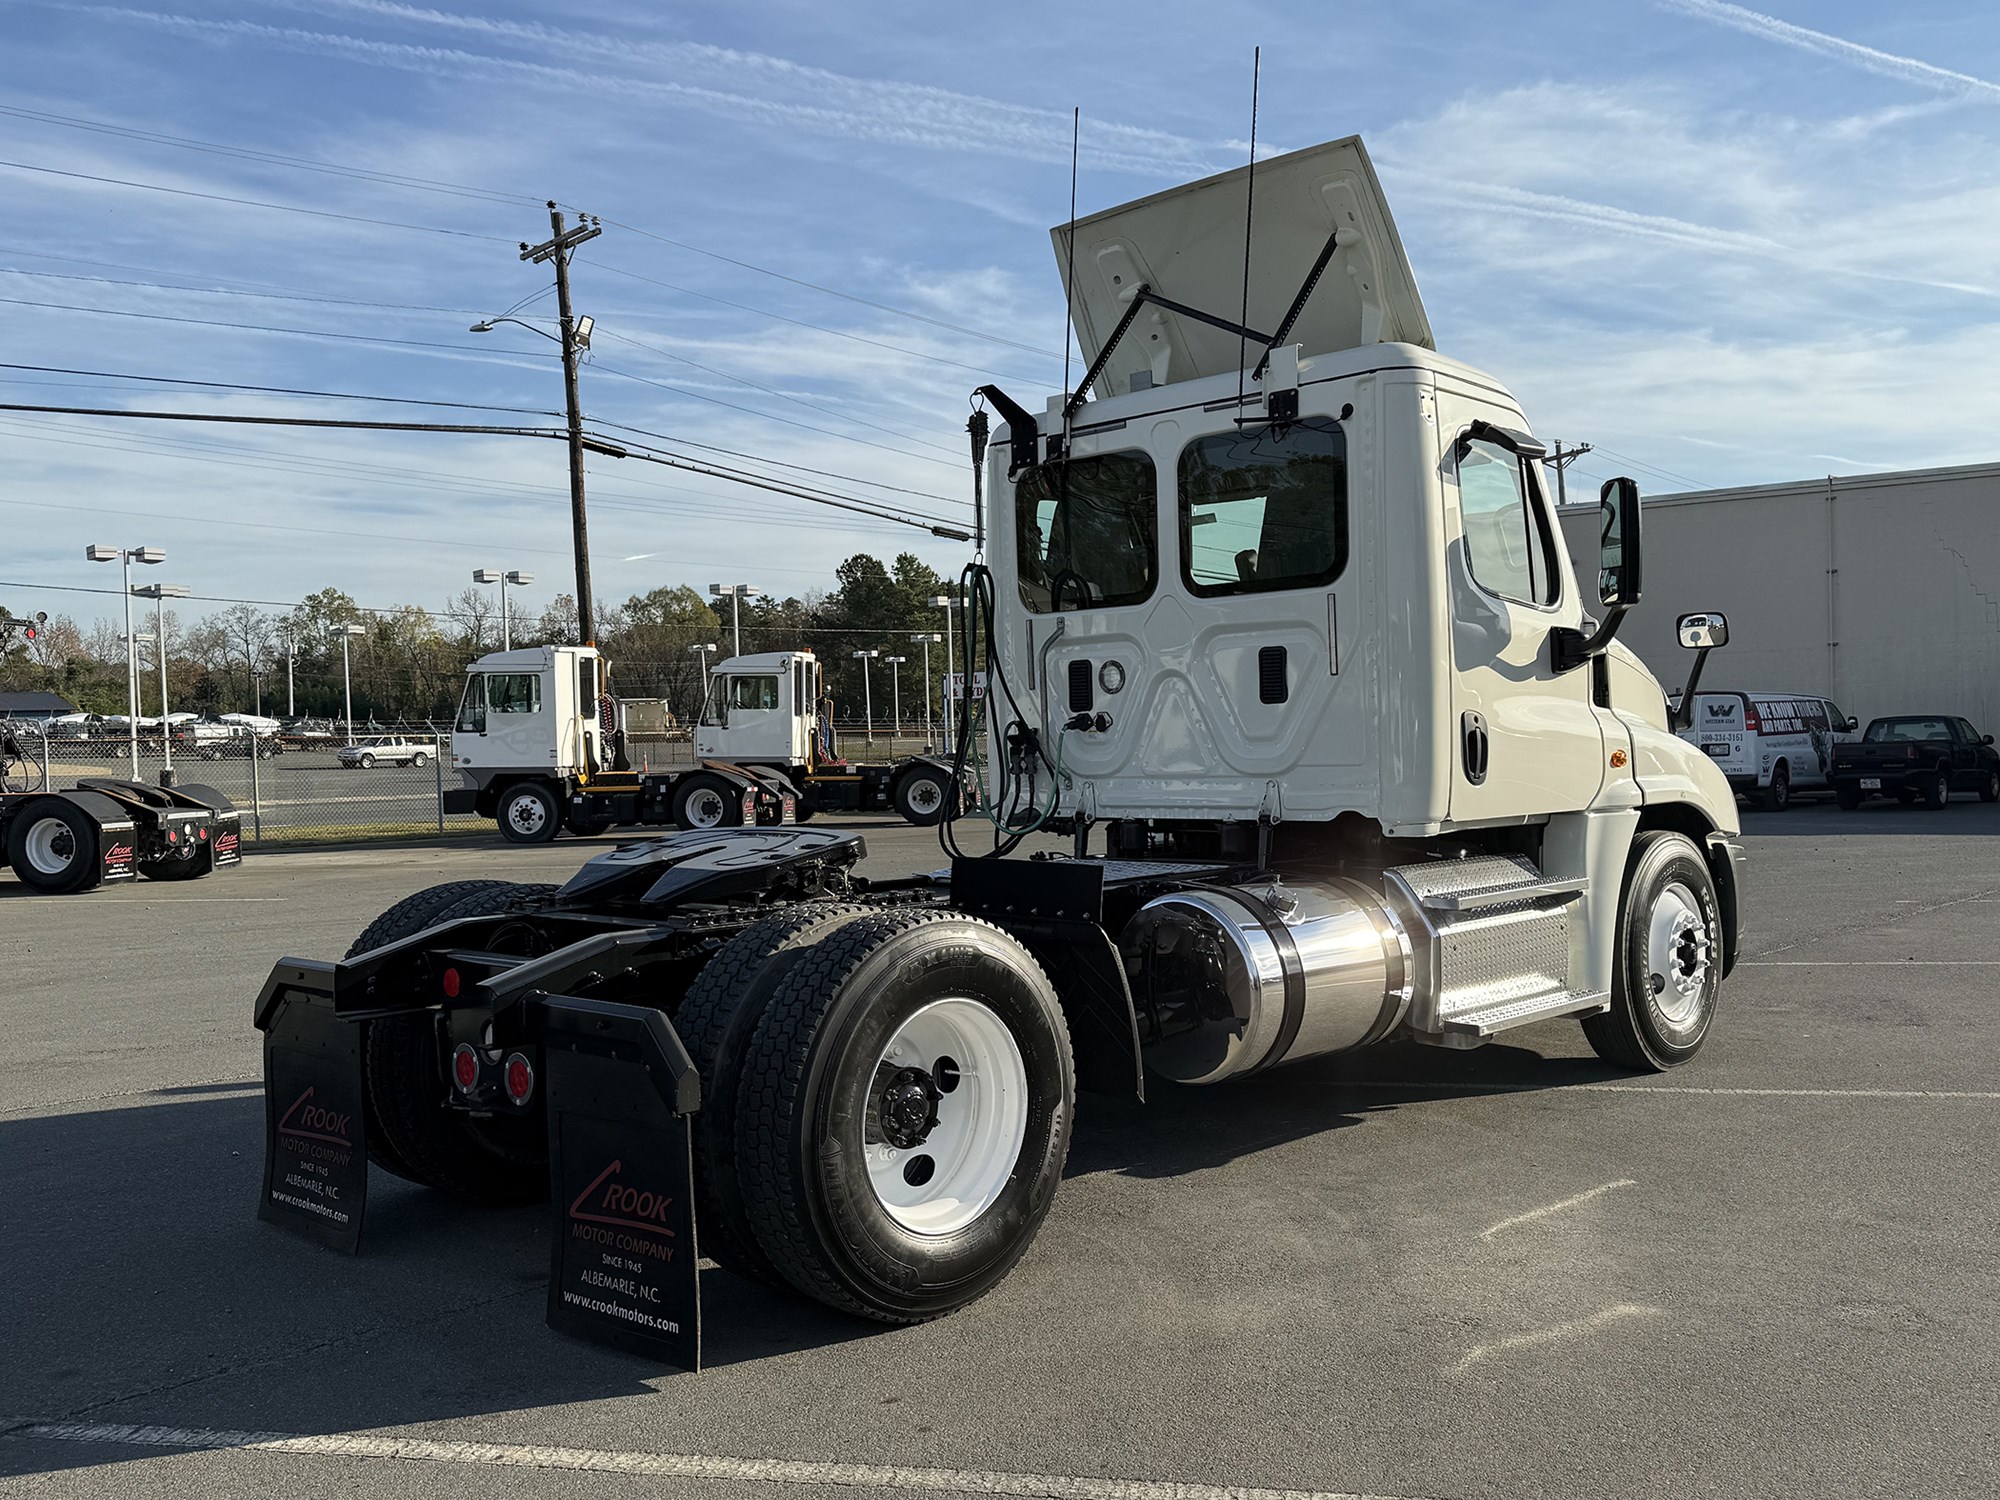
[{"x1": 1677, "y1": 612, "x2": 1729, "y2": 649}]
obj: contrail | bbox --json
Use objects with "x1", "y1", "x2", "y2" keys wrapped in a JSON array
[{"x1": 1659, "y1": 0, "x2": 2000, "y2": 102}]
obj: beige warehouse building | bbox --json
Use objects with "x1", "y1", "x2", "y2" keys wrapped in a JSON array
[{"x1": 1557, "y1": 460, "x2": 2000, "y2": 732}]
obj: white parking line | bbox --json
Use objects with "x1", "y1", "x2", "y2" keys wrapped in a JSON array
[
  {"x1": 1741, "y1": 960, "x2": 2000, "y2": 966},
  {"x1": 1479, "y1": 1180, "x2": 1635, "y2": 1239},
  {"x1": 1338, "y1": 1082, "x2": 2000, "y2": 1100},
  {"x1": 0, "y1": 1420, "x2": 1426, "y2": 1500},
  {"x1": 1452, "y1": 1305, "x2": 1663, "y2": 1373}
]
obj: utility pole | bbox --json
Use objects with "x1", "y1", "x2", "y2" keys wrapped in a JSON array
[
  {"x1": 519, "y1": 202, "x2": 603, "y2": 645},
  {"x1": 1546, "y1": 440, "x2": 1594, "y2": 509}
]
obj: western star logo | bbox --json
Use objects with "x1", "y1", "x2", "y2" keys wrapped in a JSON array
[
  {"x1": 569, "y1": 1159, "x2": 676, "y2": 1237},
  {"x1": 1706, "y1": 703, "x2": 1735, "y2": 719},
  {"x1": 277, "y1": 1086, "x2": 353, "y2": 1146}
]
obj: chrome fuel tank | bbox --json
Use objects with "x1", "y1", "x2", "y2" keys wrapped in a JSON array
[{"x1": 1119, "y1": 879, "x2": 1413, "y2": 1085}]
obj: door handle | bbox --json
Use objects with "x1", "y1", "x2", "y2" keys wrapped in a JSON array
[{"x1": 1462, "y1": 711, "x2": 1489, "y2": 786}]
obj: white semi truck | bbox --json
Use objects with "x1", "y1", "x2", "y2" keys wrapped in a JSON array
[
  {"x1": 443, "y1": 644, "x2": 958, "y2": 839},
  {"x1": 257, "y1": 137, "x2": 1744, "y2": 1368}
]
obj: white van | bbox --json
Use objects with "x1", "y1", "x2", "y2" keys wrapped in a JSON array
[{"x1": 1678, "y1": 691, "x2": 1858, "y2": 809}]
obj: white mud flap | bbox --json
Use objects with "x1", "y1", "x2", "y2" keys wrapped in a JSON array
[{"x1": 540, "y1": 994, "x2": 703, "y2": 1371}]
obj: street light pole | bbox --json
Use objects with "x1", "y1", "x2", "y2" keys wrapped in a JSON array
[
  {"x1": 87, "y1": 544, "x2": 163, "y2": 779},
  {"x1": 911, "y1": 633, "x2": 942, "y2": 748},
  {"x1": 474, "y1": 568, "x2": 536, "y2": 651},
  {"x1": 284, "y1": 632, "x2": 296, "y2": 717},
  {"x1": 133, "y1": 583, "x2": 189, "y2": 783},
  {"x1": 851, "y1": 650, "x2": 879, "y2": 743},
  {"x1": 708, "y1": 584, "x2": 759, "y2": 657},
  {"x1": 334, "y1": 624, "x2": 366, "y2": 746},
  {"x1": 884, "y1": 655, "x2": 905, "y2": 737},
  {"x1": 930, "y1": 594, "x2": 957, "y2": 749}
]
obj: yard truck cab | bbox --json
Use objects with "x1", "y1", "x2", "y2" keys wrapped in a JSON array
[
  {"x1": 448, "y1": 644, "x2": 956, "y2": 840},
  {"x1": 258, "y1": 137, "x2": 1746, "y2": 1368}
]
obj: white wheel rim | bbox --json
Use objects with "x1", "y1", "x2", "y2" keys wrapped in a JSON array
[
  {"x1": 23, "y1": 816, "x2": 76, "y2": 876},
  {"x1": 507, "y1": 793, "x2": 546, "y2": 834},
  {"x1": 905, "y1": 776, "x2": 944, "y2": 814},
  {"x1": 685, "y1": 788, "x2": 726, "y2": 828},
  {"x1": 864, "y1": 997, "x2": 1028, "y2": 1237},
  {"x1": 1646, "y1": 881, "x2": 1711, "y2": 1028}
]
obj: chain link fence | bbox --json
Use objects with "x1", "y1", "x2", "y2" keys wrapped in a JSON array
[{"x1": 2, "y1": 723, "x2": 486, "y2": 845}]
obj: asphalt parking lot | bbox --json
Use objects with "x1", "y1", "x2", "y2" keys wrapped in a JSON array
[{"x1": 2, "y1": 801, "x2": 1997, "y2": 1499}]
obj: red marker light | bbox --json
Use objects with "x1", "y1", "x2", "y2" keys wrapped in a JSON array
[
  {"x1": 197, "y1": 826, "x2": 208, "y2": 840},
  {"x1": 503, "y1": 1052, "x2": 535, "y2": 1106},
  {"x1": 451, "y1": 1043, "x2": 479, "y2": 1092},
  {"x1": 441, "y1": 966, "x2": 461, "y2": 999}
]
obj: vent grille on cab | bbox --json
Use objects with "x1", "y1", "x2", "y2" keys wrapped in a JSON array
[
  {"x1": 1258, "y1": 645, "x2": 1288, "y2": 704},
  {"x1": 1068, "y1": 658, "x2": 1094, "y2": 712}
]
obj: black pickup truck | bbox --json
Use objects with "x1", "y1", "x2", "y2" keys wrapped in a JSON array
[{"x1": 1832, "y1": 716, "x2": 2000, "y2": 809}]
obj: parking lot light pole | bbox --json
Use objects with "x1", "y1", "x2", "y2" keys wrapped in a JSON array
[
  {"x1": 282, "y1": 631, "x2": 297, "y2": 717},
  {"x1": 929, "y1": 594, "x2": 957, "y2": 749},
  {"x1": 884, "y1": 655, "x2": 906, "y2": 737},
  {"x1": 473, "y1": 567, "x2": 536, "y2": 651},
  {"x1": 87, "y1": 544, "x2": 164, "y2": 779},
  {"x1": 851, "y1": 650, "x2": 879, "y2": 743},
  {"x1": 334, "y1": 624, "x2": 366, "y2": 746},
  {"x1": 133, "y1": 582, "x2": 190, "y2": 783},
  {"x1": 708, "y1": 583, "x2": 759, "y2": 657},
  {"x1": 911, "y1": 633, "x2": 942, "y2": 748}
]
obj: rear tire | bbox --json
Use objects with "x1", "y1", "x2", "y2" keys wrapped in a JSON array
[
  {"x1": 411, "y1": 751, "x2": 429, "y2": 768},
  {"x1": 1760, "y1": 762, "x2": 1790, "y2": 812},
  {"x1": 672, "y1": 903, "x2": 879, "y2": 1285},
  {"x1": 1922, "y1": 766, "x2": 1951, "y2": 809},
  {"x1": 1836, "y1": 786, "x2": 1862, "y2": 810},
  {"x1": 673, "y1": 772, "x2": 742, "y2": 830},
  {"x1": 893, "y1": 766, "x2": 951, "y2": 826},
  {"x1": 353, "y1": 881, "x2": 558, "y2": 1201},
  {"x1": 496, "y1": 780, "x2": 561, "y2": 843},
  {"x1": 1583, "y1": 831, "x2": 1722, "y2": 1072},
  {"x1": 5, "y1": 799, "x2": 101, "y2": 894},
  {"x1": 734, "y1": 909, "x2": 1074, "y2": 1323}
]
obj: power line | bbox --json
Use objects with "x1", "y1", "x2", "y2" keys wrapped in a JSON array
[
  {"x1": 588, "y1": 419, "x2": 966, "y2": 506},
  {"x1": 0, "y1": 362, "x2": 558, "y2": 416},
  {"x1": 0, "y1": 296, "x2": 556, "y2": 360},
  {"x1": 0, "y1": 156, "x2": 515, "y2": 241},
  {"x1": 1588, "y1": 444, "x2": 1712, "y2": 492}
]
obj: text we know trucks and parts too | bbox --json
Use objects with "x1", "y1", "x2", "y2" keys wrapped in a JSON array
[
  {"x1": 255, "y1": 137, "x2": 1746, "y2": 1368},
  {"x1": 443, "y1": 644, "x2": 960, "y2": 840}
]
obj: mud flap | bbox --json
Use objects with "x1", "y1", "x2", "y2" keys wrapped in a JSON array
[
  {"x1": 254, "y1": 961, "x2": 368, "y2": 1253},
  {"x1": 539, "y1": 994, "x2": 703, "y2": 1371}
]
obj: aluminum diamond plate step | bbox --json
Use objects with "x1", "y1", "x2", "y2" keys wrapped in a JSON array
[
  {"x1": 1389, "y1": 854, "x2": 1586, "y2": 912},
  {"x1": 1439, "y1": 990, "x2": 1610, "y2": 1037}
]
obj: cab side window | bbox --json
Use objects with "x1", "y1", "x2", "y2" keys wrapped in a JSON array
[
  {"x1": 487, "y1": 673, "x2": 541, "y2": 714},
  {"x1": 729, "y1": 675, "x2": 779, "y2": 712},
  {"x1": 456, "y1": 675, "x2": 487, "y2": 734},
  {"x1": 1456, "y1": 436, "x2": 1558, "y2": 607}
]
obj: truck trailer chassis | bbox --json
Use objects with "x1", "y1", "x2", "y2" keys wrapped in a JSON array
[{"x1": 2, "y1": 779, "x2": 241, "y2": 893}]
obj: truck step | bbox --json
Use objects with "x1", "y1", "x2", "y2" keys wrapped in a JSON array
[
  {"x1": 1435, "y1": 989, "x2": 1610, "y2": 1039},
  {"x1": 1389, "y1": 853, "x2": 1586, "y2": 912}
]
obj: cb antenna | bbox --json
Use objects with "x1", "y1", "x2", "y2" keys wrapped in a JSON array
[
  {"x1": 1062, "y1": 105, "x2": 1080, "y2": 449},
  {"x1": 1237, "y1": 47, "x2": 1261, "y2": 420}
]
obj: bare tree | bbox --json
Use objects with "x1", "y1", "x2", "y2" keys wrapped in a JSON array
[
  {"x1": 218, "y1": 604, "x2": 277, "y2": 708},
  {"x1": 445, "y1": 587, "x2": 496, "y2": 655}
]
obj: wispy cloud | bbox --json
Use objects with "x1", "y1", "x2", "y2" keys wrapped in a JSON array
[
  {"x1": 1659, "y1": 0, "x2": 2000, "y2": 103},
  {"x1": 78, "y1": 2, "x2": 1222, "y2": 178}
]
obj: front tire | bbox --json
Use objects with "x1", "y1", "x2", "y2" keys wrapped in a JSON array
[
  {"x1": 734, "y1": 910, "x2": 1074, "y2": 1323},
  {"x1": 893, "y1": 766, "x2": 951, "y2": 826},
  {"x1": 1582, "y1": 831, "x2": 1722, "y2": 1072},
  {"x1": 1980, "y1": 769, "x2": 1999, "y2": 804},
  {"x1": 496, "y1": 780, "x2": 561, "y2": 843}
]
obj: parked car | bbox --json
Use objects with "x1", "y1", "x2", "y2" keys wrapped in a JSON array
[
  {"x1": 1831, "y1": 716, "x2": 2000, "y2": 809},
  {"x1": 1677, "y1": 691, "x2": 1857, "y2": 810},
  {"x1": 176, "y1": 722, "x2": 281, "y2": 760},
  {"x1": 336, "y1": 736, "x2": 435, "y2": 769}
]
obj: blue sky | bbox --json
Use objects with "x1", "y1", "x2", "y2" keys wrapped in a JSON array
[{"x1": 4, "y1": 0, "x2": 1998, "y2": 629}]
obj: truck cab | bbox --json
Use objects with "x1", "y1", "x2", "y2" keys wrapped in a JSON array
[
  {"x1": 452, "y1": 645, "x2": 607, "y2": 783},
  {"x1": 695, "y1": 651, "x2": 823, "y2": 768}
]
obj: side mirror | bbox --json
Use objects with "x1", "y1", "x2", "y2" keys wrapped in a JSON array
[
  {"x1": 1985, "y1": 734, "x2": 1995, "y2": 746},
  {"x1": 1598, "y1": 477, "x2": 1643, "y2": 608},
  {"x1": 1845, "y1": 717, "x2": 1859, "y2": 734},
  {"x1": 1676, "y1": 611, "x2": 1728, "y2": 650},
  {"x1": 1669, "y1": 610, "x2": 1730, "y2": 731}
]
